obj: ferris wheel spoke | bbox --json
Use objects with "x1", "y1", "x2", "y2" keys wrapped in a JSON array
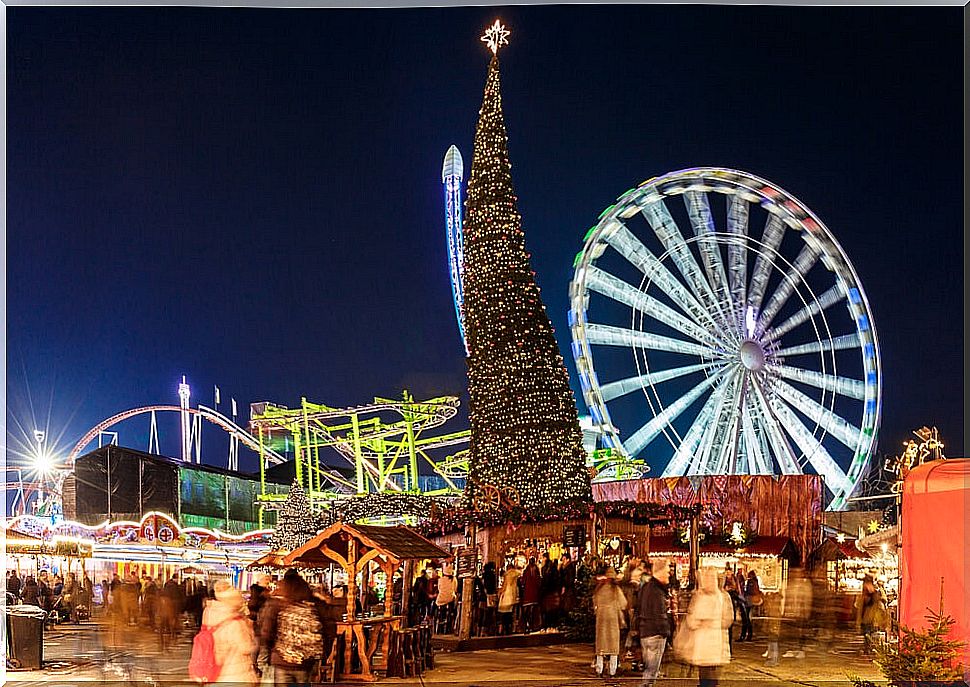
[
  {"x1": 764, "y1": 284, "x2": 844, "y2": 343},
  {"x1": 725, "y1": 195, "x2": 749, "y2": 319},
  {"x1": 773, "y1": 379, "x2": 862, "y2": 449},
  {"x1": 586, "y1": 266, "x2": 726, "y2": 349},
  {"x1": 757, "y1": 243, "x2": 821, "y2": 334},
  {"x1": 775, "y1": 333, "x2": 860, "y2": 357},
  {"x1": 662, "y1": 375, "x2": 731, "y2": 476},
  {"x1": 741, "y1": 394, "x2": 772, "y2": 474},
  {"x1": 605, "y1": 224, "x2": 722, "y2": 334},
  {"x1": 774, "y1": 364, "x2": 866, "y2": 401},
  {"x1": 600, "y1": 362, "x2": 717, "y2": 402},
  {"x1": 684, "y1": 190, "x2": 733, "y2": 314},
  {"x1": 747, "y1": 214, "x2": 786, "y2": 313},
  {"x1": 766, "y1": 395, "x2": 853, "y2": 496},
  {"x1": 750, "y1": 377, "x2": 802, "y2": 474},
  {"x1": 711, "y1": 374, "x2": 747, "y2": 475},
  {"x1": 623, "y1": 368, "x2": 728, "y2": 458},
  {"x1": 688, "y1": 368, "x2": 743, "y2": 475},
  {"x1": 638, "y1": 201, "x2": 732, "y2": 328},
  {"x1": 585, "y1": 323, "x2": 716, "y2": 357}
]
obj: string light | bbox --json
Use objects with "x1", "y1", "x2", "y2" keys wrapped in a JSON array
[
  {"x1": 271, "y1": 480, "x2": 326, "y2": 551},
  {"x1": 462, "y1": 27, "x2": 593, "y2": 511}
]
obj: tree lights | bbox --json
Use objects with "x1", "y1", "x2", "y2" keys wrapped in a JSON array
[
  {"x1": 271, "y1": 480, "x2": 325, "y2": 551},
  {"x1": 461, "y1": 26, "x2": 592, "y2": 511}
]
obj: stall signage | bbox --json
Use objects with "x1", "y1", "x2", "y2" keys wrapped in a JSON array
[
  {"x1": 563, "y1": 525, "x2": 586, "y2": 548},
  {"x1": 456, "y1": 548, "x2": 479, "y2": 578}
]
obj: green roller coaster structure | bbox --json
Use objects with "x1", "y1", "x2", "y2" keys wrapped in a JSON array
[{"x1": 249, "y1": 391, "x2": 469, "y2": 524}]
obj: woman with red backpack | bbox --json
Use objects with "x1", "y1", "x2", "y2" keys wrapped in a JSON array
[{"x1": 190, "y1": 581, "x2": 257, "y2": 684}]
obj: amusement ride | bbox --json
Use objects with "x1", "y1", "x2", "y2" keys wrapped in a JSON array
[{"x1": 569, "y1": 168, "x2": 882, "y2": 509}]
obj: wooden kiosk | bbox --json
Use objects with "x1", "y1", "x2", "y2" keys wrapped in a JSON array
[{"x1": 286, "y1": 522, "x2": 450, "y2": 681}]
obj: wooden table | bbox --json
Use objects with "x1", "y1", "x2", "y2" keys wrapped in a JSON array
[{"x1": 334, "y1": 615, "x2": 403, "y2": 682}]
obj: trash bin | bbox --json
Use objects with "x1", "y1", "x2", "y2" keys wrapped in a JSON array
[{"x1": 6, "y1": 604, "x2": 46, "y2": 670}]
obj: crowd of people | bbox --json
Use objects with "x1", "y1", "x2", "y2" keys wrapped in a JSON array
[
  {"x1": 585, "y1": 555, "x2": 892, "y2": 686},
  {"x1": 6, "y1": 569, "x2": 94, "y2": 625},
  {"x1": 7, "y1": 552, "x2": 892, "y2": 686}
]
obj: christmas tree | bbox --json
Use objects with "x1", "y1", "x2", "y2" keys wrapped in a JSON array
[
  {"x1": 462, "y1": 23, "x2": 592, "y2": 510},
  {"x1": 270, "y1": 480, "x2": 325, "y2": 551}
]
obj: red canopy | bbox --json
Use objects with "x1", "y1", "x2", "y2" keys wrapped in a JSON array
[{"x1": 900, "y1": 459, "x2": 969, "y2": 672}]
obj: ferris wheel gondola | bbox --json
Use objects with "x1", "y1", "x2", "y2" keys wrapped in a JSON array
[{"x1": 569, "y1": 168, "x2": 881, "y2": 510}]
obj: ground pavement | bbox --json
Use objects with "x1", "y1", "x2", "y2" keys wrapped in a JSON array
[{"x1": 4, "y1": 616, "x2": 885, "y2": 686}]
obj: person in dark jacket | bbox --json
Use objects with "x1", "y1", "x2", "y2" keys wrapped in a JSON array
[
  {"x1": 7, "y1": 570, "x2": 22, "y2": 600},
  {"x1": 637, "y1": 557, "x2": 671, "y2": 687},
  {"x1": 539, "y1": 553, "x2": 560, "y2": 631},
  {"x1": 519, "y1": 558, "x2": 542, "y2": 633},
  {"x1": 248, "y1": 574, "x2": 272, "y2": 623},
  {"x1": 21, "y1": 576, "x2": 40, "y2": 606}
]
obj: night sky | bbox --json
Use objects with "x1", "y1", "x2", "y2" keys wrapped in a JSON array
[{"x1": 6, "y1": 6, "x2": 964, "y2": 479}]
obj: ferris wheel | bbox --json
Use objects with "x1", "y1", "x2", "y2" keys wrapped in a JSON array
[{"x1": 569, "y1": 168, "x2": 881, "y2": 510}]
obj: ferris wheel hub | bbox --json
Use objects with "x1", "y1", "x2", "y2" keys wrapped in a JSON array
[{"x1": 739, "y1": 340, "x2": 766, "y2": 372}]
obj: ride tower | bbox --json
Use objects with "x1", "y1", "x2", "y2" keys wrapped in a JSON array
[{"x1": 442, "y1": 145, "x2": 468, "y2": 354}]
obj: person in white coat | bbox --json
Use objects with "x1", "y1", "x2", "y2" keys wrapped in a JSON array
[
  {"x1": 593, "y1": 567, "x2": 627, "y2": 678},
  {"x1": 676, "y1": 568, "x2": 732, "y2": 687},
  {"x1": 200, "y1": 581, "x2": 258, "y2": 685},
  {"x1": 497, "y1": 564, "x2": 521, "y2": 635}
]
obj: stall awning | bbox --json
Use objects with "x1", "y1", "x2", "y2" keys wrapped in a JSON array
[{"x1": 648, "y1": 535, "x2": 797, "y2": 559}]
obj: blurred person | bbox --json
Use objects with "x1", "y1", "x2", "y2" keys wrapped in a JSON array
[
  {"x1": 782, "y1": 569, "x2": 812, "y2": 658},
  {"x1": 519, "y1": 557, "x2": 542, "y2": 633},
  {"x1": 160, "y1": 575, "x2": 186, "y2": 638},
  {"x1": 676, "y1": 568, "x2": 732, "y2": 687},
  {"x1": 196, "y1": 580, "x2": 258, "y2": 684},
  {"x1": 249, "y1": 574, "x2": 273, "y2": 624},
  {"x1": 761, "y1": 588, "x2": 784, "y2": 667},
  {"x1": 855, "y1": 574, "x2": 888, "y2": 655},
  {"x1": 7, "y1": 570, "x2": 22, "y2": 601},
  {"x1": 559, "y1": 553, "x2": 578, "y2": 616},
  {"x1": 739, "y1": 570, "x2": 762, "y2": 640},
  {"x1": 425, "y1": 567, "x2": 439, "y2": 618},
  {"x1": 497, "y1": 563, "x2": 521, "y2": 635},
  {"x1": 593, "y1": 567, "x2": 627, "y2": 678},
  {"x1": 435, "y1": 565, "x2": 458, "y2": 633},
  {"x1": 539, "y1": 552, "x2": 560, "y2": 631},
  {"x1": 410, "y1": 568, "x2": 432, "y2": 624},
  {"x1": 21, "y1": 575, "x2": 39, "y2": 606},
  {"x1": 142, "y1": 576, "x2": 159, "y2": 628},
  {"x1": 267, "y1": 574, "x2": 324, "y2": 687},
  {"x1": 637, "y1": 557, "x2": 672, "y2": 687},
  {"x1": 481, "y1": 561, "x2": 499, "y2": 635}
]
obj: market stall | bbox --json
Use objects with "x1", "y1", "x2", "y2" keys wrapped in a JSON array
[
  {"x1": 646, "y1": 534, "x2": 797, "y2": 591},
  {"x1": 286, "y1": 522, "x2": 450, "y2": 682}
]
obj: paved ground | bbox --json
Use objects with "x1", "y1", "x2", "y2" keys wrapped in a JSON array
[{"x1": 5, "y1": 615, "x2": 885, "y2": 686}]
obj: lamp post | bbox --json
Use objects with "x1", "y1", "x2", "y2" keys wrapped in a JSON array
[{"x1": 33, "y1": 429, "x2": 48, "y2": 513}]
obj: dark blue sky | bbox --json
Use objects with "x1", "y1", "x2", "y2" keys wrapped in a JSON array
[{"x1": 6, "y1": 6, "x2": 964, "y2": 476}]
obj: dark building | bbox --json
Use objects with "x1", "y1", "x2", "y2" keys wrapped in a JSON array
[{"x1": 63, "y1": 445, "x2": 292, "y2": 534}]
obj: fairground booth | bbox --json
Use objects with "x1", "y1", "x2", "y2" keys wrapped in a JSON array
[
  {"x1": 286, "y1": 522, "x2": 450, "y2": 682},
  {"x1": 900, "y1": 459, "x2": 969, "y2": 675}
]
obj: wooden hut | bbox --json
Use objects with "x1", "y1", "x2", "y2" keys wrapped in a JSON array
[{"x1": 286, "y1": 523, "x2": 450, "y2": 681}]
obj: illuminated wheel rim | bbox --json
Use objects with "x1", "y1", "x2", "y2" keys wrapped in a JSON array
[{"x1": 568, "y1": 168, "x2": 881, "y2": 510}]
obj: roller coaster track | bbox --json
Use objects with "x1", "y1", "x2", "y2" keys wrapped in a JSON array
[{"x1": 67, "y1": 405, "x2": 288, "y2": 465}]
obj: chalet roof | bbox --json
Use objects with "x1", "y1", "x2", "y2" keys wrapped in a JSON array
[{"x1": 286, "y1": 522, "x2": 450, "y2": 568}]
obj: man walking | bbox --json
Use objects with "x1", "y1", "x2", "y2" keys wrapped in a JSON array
[{"x1": 637, "y1": 557, "x2": 671, "y2": 687}]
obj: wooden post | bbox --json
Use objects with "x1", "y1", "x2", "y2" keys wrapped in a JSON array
[
  {"x1": 458, "y1": 522, "x2": 478, "y2": 641},
  {"x1": 401, "y1": 559, "x2": 412, "y2": 626},
  {"x1": 346, "y1": 537, "x2": 358, "y2": 618},
  {"x1": 688, "y1": 512, "x2": 700, "y2": 589}
]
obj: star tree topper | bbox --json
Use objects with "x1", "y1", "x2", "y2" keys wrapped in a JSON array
[{"x1": 481, "y1": 20, "x2": 510, "y2": 55}]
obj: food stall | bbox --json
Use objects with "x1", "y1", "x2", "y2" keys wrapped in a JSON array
[
  {"x1": 286, "y1": 522, "x2": 450, "y2": 682},
  {"x1": 646, "y1": 534, "x2": 797, "y2": 591}
]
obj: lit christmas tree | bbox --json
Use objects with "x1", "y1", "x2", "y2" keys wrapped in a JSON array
[
  {"x1": 462, "y1": 22, "x2": 592, "y2": 510},
  {"x1": 271, "y1": 480, "x2": 325, "y2": 551}
]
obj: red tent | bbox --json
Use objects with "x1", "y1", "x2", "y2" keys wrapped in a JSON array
[{"x1": 900, "y1": 459, "x2": 969, "y2": 672}]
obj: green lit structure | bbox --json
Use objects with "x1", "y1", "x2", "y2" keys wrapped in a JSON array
[{"x1": 249, "y1": 391, "x2": 469, "y2": 523}]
